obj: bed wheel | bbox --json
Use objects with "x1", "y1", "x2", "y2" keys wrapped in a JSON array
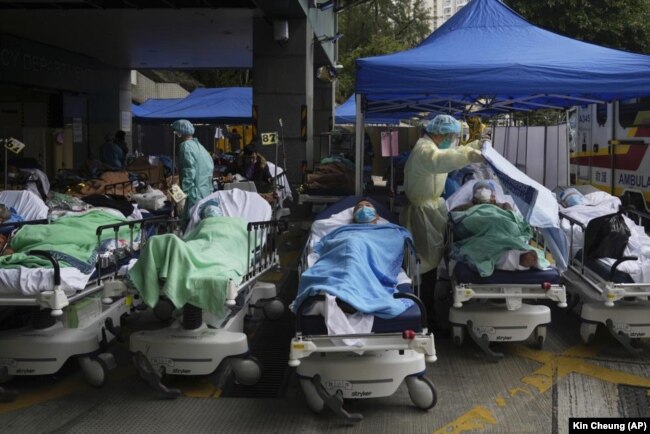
[
  {"x1": 153, "y1": 298, "x2": 175, "y2": 322},
  {"x1": 300, "y1": 378, "x2": 325, "y2": 414},
  {"x1": 231, "y1": 356, "x2": 261, "y2": 386},
  {"x1": 79, "y1": 355, "x2": 109, "y2": 388},
  {"x1": 262, "y1": 298, "x2": 285, "y2": 320},
  {"x1": 452, "y1": 325, "x2": 465, "y2": 347},
  {"x1": 533, "y1": 326, "x2": 547, "y2": 349},
  {"x1": 406, "y1": 375, "x2": 437, "y2": 410},
  {"x1": 0, "y1": 367, "x2": 13, "y2": 385},
  {"x1": 580, "y1": 322, "x2": 598, "y2": 345}
]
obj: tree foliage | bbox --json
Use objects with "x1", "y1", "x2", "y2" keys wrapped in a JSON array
[
  {"x1": 504, "y1": 0, "x2": 650, "y2": 54},
  {"x1": 504, "y1": 0, "x2": 650, "y2": 125},
  {"x1": 336, "y1": 0, "x2": 432, "y2": 103}
]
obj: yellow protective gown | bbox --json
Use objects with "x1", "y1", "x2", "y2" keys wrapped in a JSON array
[{"x1": 399, "y1": 136, "x2": 482, "y2": 273}]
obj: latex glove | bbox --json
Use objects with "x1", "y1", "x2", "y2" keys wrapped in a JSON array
[
  {"x1": 468, "y1": 149, "x2": 484, "y2": 163},
  {"x1": 480, "y1": 129, "x2": 492, "y2": 141}
]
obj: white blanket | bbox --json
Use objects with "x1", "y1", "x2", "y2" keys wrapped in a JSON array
[
  {"x1": 0, "y1": 190, "x2": 48, "y2": 221},
  {"x1": 185, "y1": 189, "x2": 272, "y2": 235},
  {"x1": 560, "y1": 192, "x2": 650, "y2": 283}
]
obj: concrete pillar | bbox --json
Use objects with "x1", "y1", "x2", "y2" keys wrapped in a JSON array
[
  {"x1": 313, "y1": 73, "x2": 334, "y2": 162},
  {"x1": 87, "y1": 69, "x2": 132, "y2": 165},
  {"x1": 253, "y1": 16, "x2": 314, "y2": 186}
]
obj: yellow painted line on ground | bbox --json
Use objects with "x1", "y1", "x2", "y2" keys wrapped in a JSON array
[
  {"x1": 0, "y1": 365, "x2": 136, "y2": 415},
  {"x1": 432, "y1": 406, "x2": 497, "y2": 434},
  {"x1": 260, "y1": 271, "x2": 283, "y2": 283},
  {"x1": 512, "y1": 344, "x2": 650, "y2": 394},
  {"x1": 434, "y1": 343, "x2": 650, "y2": 433},
  {"x1": 166, "y1": 376, "x2": 221, "y2": 399}
]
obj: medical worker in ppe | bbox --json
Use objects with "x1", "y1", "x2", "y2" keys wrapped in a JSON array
[
  {"x1": 171, "y1": 119, "x2": 215, "y2": 222},
  {"x1": 400, "y1": 114, "x2": 484, "y2": 290}
]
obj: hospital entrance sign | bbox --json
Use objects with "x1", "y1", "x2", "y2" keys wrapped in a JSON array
[{"x1": 261, "y1": 132, "x2": 278, "y2": 146}]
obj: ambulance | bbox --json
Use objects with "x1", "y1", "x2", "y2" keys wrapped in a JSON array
[{"x1": 569, "y1": 97, "x2": 650, "y2": 211}]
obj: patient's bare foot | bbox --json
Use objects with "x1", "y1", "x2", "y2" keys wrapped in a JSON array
[{"x1": 519, "y1": 251, "x2": 538, "y2": 268}]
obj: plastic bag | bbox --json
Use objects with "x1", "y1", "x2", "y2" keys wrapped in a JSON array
[{"x1": 583, "y1": 213, "x2": 630, "y2": 260}]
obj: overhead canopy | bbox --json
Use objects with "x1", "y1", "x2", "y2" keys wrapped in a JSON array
[
  {"x1": 356, "y1": 0, "x2": 650, "y2": 115},
  {"x1": 134, "y1": 88, "x2": 252, "y2": 124},
  {"x1": 132, "y1": 98, "x2": 184, "y2": 118},
  {"x1": 335, "y1": 94, "x2": 419, "y2": 125}
]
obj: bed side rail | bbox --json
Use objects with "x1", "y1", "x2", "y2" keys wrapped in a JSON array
[
  {"x1": 103, "y1": 180, "x2": 132, "y2": 196},
  {"x1": 403, "y1": 237, "x2": 420, "y2": 297},
  {"x1": 244, "y1": 220, "x2": 285, "y2": 281},
  {"x1": 559, "y1": 209, "x2": 648, "y2": 303},
  {"x1": 94, "y1": 216, "x2": 174, "y2": 282}
]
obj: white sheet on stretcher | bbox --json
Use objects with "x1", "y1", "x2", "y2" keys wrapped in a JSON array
[
  {"x1": 0, "y1": 266, "x2": 91, "y2": 296},
  {"x1": 185, "y1": 189, "x2": 272, "y2": 235},
  {"x1": 0, "y1": 190, "x2": 48, "y2": 221},
  {"x1": 266, "y1": 161, "x2": 293, "y2": 206},
  {"x1": 560, "y1": 192, "x2": 650, "y2": 283},
  {"x1": 303, "y1": 206, "x2": 412, "y2": 342}
]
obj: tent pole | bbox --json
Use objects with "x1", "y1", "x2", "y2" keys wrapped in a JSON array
[
  {"x1": 565, "y1": 109, "x2": 571, "y2": 187},
  {"x1": 355, "y1": 94, "x2": 365, "y2": 195}
]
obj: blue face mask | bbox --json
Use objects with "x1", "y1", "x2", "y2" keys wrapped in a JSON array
[
  {"x1": 354, "y1": 206, "x2": 377, "y2": 223},
  {"x1": 437, "y1": 135, "x2": 459, "y2": 149}
]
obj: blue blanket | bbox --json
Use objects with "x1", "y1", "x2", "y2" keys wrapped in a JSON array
[{"x1": 294, "y1": 223, "x2": 413, "y2": 319}]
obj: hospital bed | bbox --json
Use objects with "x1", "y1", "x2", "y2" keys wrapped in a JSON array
[
  {"x1": 222, "y1": 167, "x2": 291, "y2": 220},
  {"x1": 129, "y1": 189, "x2": 286, "y2": 398},
  {"x1": 444, "y1": 180, "x2": 567, "y2": 361},
  {"x1": 0, "y1": 212, "x2": 167, "y2": 402},
  {"x1": 557, "y1": 189, "x2": 650, "y2": 354},
  {"x1": 288, "y1": 197, "x2": 437, "y2": 423}
]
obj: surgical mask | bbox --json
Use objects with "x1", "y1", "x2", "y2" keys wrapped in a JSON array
[
  {"x1": 354, "y1": 206, "x2": 377, "y2": 223},
  {"x1": 438, "y1": 137, "x2": 459, "y2": 149},
  {"x1": 474, "y1": 188, "x2": 492, "y2": 203}
]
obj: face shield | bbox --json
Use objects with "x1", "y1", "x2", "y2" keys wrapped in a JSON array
[
  {"x1": 462, "y1": 125, "x2": 470, "y2": 144},
  {"x1": 438, "y1": 133, "x2": 460, "y2": 149}
]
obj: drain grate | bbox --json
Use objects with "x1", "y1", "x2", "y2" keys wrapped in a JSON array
[
  {"x1": 221, "y1": 271, "x2": 298, "y2": 399},
  {"x1": 618, "y1": 385, "x2": 650, "y2": 417}
]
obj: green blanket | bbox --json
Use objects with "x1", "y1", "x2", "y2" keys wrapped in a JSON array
[
  {"x1": 450, "y1": 204, "x2": 550, "y2": 277},
  {"x1": 0, "y1": 210, "x2": 131, "y2": 272},
  {"x1": 128, "y1": 216, "x2": 250, "y2": 317}
]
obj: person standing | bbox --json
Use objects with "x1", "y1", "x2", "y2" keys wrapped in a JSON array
[
  {"x1": 100, "y1": 133, "x2": 124, "y2": 170},
  {"x1": 229, "y1": 128, "x2": 242, "y2": 151},
  {"x1": 115, "y1": 130, "x2": 129, "y2": 167},
  {"x1": 171, "y1": 119, "x2": 214, "y2": 222},
  {"x1": 399, "y1": 115, "x2": 483, "y2": 315}
]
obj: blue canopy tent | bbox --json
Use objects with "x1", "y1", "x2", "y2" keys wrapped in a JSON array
[
  {"x1": 132, "y1": 98, "x2": 184, "y2": 119},
  {"x1": 133, "y1": 88, "x2": 252, "y2": 124},
  {"x1": 352, "y1": 0, "x2": 650, "y2": 194},
  {"x1": 336, "y1": 94, "x2": 415, "y2": 125}
]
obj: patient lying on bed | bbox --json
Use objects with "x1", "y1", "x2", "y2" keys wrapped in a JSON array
[
  {"x1": 128, "y1": 211, "x2": 250, "y2": 318},
  {"x1": 450, "y1": 181, "x2": 549, "y2": 276},
  {"x1": 293, "y1": 200, "x2": 415, "y2": 342}
]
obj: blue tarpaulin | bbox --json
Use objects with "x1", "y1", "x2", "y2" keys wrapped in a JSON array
[
  {"x1": 356, "y1": 0, "x2": 650, "y2": 115},
  {"x1": 335, "y1": 94, "x2": 413, "y2": 125},
  {"x1": 133, "y1": 88, "x2": 252, "y2": 123}
]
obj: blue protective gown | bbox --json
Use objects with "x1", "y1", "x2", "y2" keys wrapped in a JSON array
[
  {"x1": 100, "y1": 142, "x2": 124, "y2": 170},
  {"x1": 178, "y1": 138, "x2": 214, "y2": 220}
]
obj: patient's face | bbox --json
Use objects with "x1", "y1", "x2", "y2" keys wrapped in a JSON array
[{"x1": 353, "y1": 201, "x2": 378, "y2": 224}]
